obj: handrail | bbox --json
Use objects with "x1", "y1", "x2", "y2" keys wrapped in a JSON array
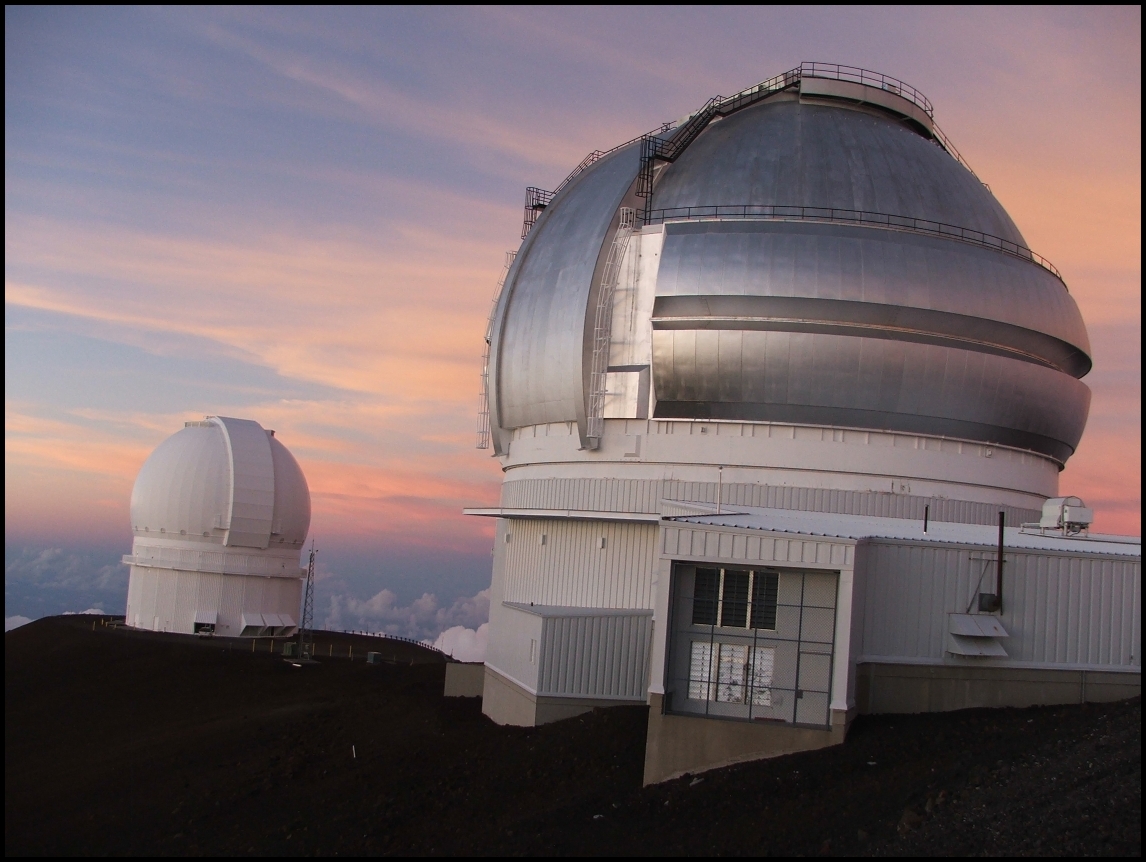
[
  {"x1": 645, "y1": 204, "x2": 1064, "y2": 286},
  {"x1": 798, "y1": 62, "x2": 933, "y2": 117},
  {"x1": 523, "y1": 63, "x2": 980, "y2": 239}
]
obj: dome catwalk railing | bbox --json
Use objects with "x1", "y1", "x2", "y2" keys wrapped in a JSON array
[
  {"x1": 645, "y1": 204, "x2": 1065, "y2": 286},
  {"x1": 522, "y1": 63, "x2": 977, "y2": 241}
]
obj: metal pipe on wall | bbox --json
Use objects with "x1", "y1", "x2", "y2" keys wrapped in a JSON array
[{"x1": 997, "y1": 511, "x2": 1005, "y2": 613}]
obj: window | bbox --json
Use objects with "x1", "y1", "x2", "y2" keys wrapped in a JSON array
[
  {"x1": 687, "y1": 640, "x2": 775, "y2": 706},
  {"x1": 691, "y1": 567, "x2": 778, "y2": 630},
  {"x1": 692, "y1": 568, "x2": 719, "y2": 625}
]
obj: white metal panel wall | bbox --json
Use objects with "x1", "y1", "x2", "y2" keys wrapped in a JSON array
[
  {"x1": 125, "y1": 566, "x2": 302, "y2": 636},
  {"x1": 501, "y1": 519, "x2": 657, "y2": 609},
  {"x1": 539, "y1": 613, "x2": 652, "y2": 699},
  {"x1": 500, "y1": 476, "x2": 1039, "y2": 526},
  {"x1": 859, "y1": 541, "x2": 1142, "y2": 670},
  {"x1": 662, "y1": 525, "x2": 853, "y2": 570},
  {"x1": 485, "y1": 602, "x2": 543, "y2": 693}
]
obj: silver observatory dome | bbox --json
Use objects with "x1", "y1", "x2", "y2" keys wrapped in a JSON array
[{"x1": 487, "y1": 64, "x2": 1091, "y2": 465}]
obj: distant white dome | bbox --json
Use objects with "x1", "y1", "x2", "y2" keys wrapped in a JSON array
[{"x1": 130, "y1": 416, "x2": 310, "y2": 549}]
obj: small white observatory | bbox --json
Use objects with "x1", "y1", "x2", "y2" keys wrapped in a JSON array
[
  {"x1": 123, "y1": 416, "x2": 311, "y2": 637},
  {"x1": 468, "y1": 63, "x2": 1141, "y2": 783}
]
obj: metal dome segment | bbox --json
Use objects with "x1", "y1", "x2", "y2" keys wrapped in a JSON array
[
  {"x1": 648, "y1": 99, "x2": 1024, "y2": 245},
  {"x1": 130, "y1": 420, "x2": 230, "y2": 541},
  {"x1": 268, "y1": 433, "x2": 312, "y2": 546},
  {"x1": 491, "y1": 143, "x2": 642, "y2": 448},
  {"x1": 215, "y1": 416, "x2": 276, "y2": 549},
  {"x1": 636, "y1": 62, "x2": 976, "y2": 226},
  {"x1": 487, "y1": 61, "x2": 1092, "y2": 466},
  {"x1": 129, "y1": 416, "x2": 311, "y2": 548},
  {"x1": 645, "y1": 204, "x2": 1064, "y2": 285}
]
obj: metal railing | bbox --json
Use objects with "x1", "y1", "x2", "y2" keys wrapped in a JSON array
[
  {"x1": 645, "y1": 204, "x2": 1064, "y2": 285},
  {"x1": 521, "y1": 187, "x2": 556, "y2": 240},
  {"x1": 524, "y1": 62, "x2": 978, "y2": 240},
  {"x1": 799, "y1": 61, "x2": 933, "y2": 117}
]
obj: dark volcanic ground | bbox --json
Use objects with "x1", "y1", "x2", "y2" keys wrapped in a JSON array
[{"x1": 5, "y1": 615, "x2": 1140, "y2": 856}]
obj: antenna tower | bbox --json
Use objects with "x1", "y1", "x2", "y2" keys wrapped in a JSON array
[{"x1": 297, "y1": 541, "x2": 316, "y2": 659}]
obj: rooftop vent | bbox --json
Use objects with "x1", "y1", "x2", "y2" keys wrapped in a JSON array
[{"x1": 1023, "y1": 496, "x2": 1094, "y2": 537}]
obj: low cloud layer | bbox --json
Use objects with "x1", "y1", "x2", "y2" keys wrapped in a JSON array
[
  {"x1": 324, "y1": 587, "x2": 489, "y2": 644},
  {"x1": 432, "y1": 623, "x2": 488, "y2": 662},
  {"x1": 5, "y1": 615, "x2": 33, "y2": 632},
  {"x1": 5, "y1": 546, "x2": 126, "y2": 621}
]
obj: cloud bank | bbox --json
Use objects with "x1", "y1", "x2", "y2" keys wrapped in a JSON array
[{"x1": 324, "y1": 587, "x2": 489, "y2": 645}]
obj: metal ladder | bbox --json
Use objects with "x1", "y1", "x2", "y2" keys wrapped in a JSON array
[{"x1": 586, "y1": 207, "x2": 636, "y2": 443}]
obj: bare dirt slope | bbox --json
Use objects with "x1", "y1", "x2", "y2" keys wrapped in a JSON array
[{"x1": 5, "y1": 615, "x2": 1140, "y2": 856}]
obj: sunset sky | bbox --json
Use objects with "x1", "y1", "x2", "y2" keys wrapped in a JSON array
[{"x1": 5, "y1": 7, "x2": 1140, "y2": 636}]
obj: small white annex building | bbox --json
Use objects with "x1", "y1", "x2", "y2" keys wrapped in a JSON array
[{"x1": 123, "y1": 416, "x2": 311, "y2": 637}]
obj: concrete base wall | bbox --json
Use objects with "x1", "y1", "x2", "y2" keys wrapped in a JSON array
[
  {"x1": 481, "y1": 666, "x2": 642, "y2": 726},
  {"x1": 856, "y1": 663, "x2": 1142, "y2": 714},
  {"x1": 643, "y1": 693, "x2": 851, "y2": 785},
  {"x1": 444, "y1": 663, "x2": 486, "y2": 698}
]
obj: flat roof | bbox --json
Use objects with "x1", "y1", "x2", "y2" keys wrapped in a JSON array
[{"x1": 665, "y1": 504, "x2": 1141, "y2": 558}]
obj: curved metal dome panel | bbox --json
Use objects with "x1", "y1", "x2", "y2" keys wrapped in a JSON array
[
  {"x1": 130, "y1": 416, "x2": 311, "y2": 549},
  {"x1": 269, "y1": 435, "x2": 311, "y2": 546},
  {"x1": 652, "y1": 220, "x2": 1091, "y2": 376},
  {"x1": 650, "y1": 99, "x2": 1025, "y2": 245},
  {"x1": 488, "y1": 71, "x2": 1093, "y2": 465},
  {"x1": 653, "y1": 330, "x2": 1090, "y2": 463},
  {"x1": 493, "y1": 143, "x2": 641, "y2": 431},
  {"x1": 130, "y1": 423, "x2": 230, "y2": 540}
]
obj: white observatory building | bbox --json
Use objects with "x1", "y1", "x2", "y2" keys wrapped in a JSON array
[
  {"x1": 124, "y1": 416, "x2": 311, "y2": 637},
  {"x1": 467, "y1": 63, "x2": 1141, "y2": 783}
]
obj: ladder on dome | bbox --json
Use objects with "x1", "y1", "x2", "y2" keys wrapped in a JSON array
[
  {"x1": 477, "y1": 251, "x2": 518, "y2": 449},
  {"x1": 586, "y1": 207, "x2": 636, "y2": 443}
]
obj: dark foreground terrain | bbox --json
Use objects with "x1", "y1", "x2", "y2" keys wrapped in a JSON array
[{"x1": 5, "y1": 616, "x2": 1140, "y2": 856}]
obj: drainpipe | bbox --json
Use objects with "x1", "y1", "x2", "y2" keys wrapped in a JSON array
[
  {"x1": 717, "y1": 466, "x2": 723, "y2": 515},
  {"x1": 996, "y1": 511, "x2": 1005, "y2": 614},
  {"x1": 923, "y1": 505, "x2": 929, "y2": 534}
]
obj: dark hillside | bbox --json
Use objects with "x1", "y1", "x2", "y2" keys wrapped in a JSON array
[{"x1": 5, "y1": 616, "x2": 1139, "y2": 856}]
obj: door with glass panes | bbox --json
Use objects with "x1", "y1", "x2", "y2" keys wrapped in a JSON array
[{"x1": 666, "y1": 563, "x2": 838, "y2": 726}]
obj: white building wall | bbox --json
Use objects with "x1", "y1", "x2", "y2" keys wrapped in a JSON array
[
  {"x1": 501, "y1": 473, "x2": 1039, "y2": 525},
  {"x1": 125, "y1": 566, "x2": 302, "y2": 636},
  {"x1": 504, "y1": 418, "x2": 1059, "y2": 508},
  {"x1": 500, "y1": 518, "x2": 658, "y2": 609},
  {"x1": 858, "y1": 541, "x2": 1142, "y2": 671},
  {"x1": 485, "y1": 602, "x2": 544, "y2": 694}
]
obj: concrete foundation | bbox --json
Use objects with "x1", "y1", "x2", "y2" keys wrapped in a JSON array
[
  {"x1": 443, "y1": 662, "x2": 485, "y2": 697},
  {"x1": 481, "y1": 666, "x2": 643, "y2": 726},
  {"x1": 856, "y1": 663, "x2": 1142, "y2": 714},
  {"x1": 643, "y1": 693, "x2": 851, "y2": 785}
]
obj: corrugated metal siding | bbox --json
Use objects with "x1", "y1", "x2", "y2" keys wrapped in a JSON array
[
  {"x1": 125, "y1": 566, "x2": 301, "y2": 636},
  {"x1": 859, "y1": 541, "x2": 1142, "y2": 670},
  {"x1": 501, "y1": 519, "x2": 657, "y2": 608},
  {"x1": 663, "y1": 525, "x2": 853, "y2": 570},
  {"x1": 500, "y1": 477, "x2": 1038, "y2": 526},
  {"x1": 539, "y1": 613, "x2": 652, "y2": 699}
]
